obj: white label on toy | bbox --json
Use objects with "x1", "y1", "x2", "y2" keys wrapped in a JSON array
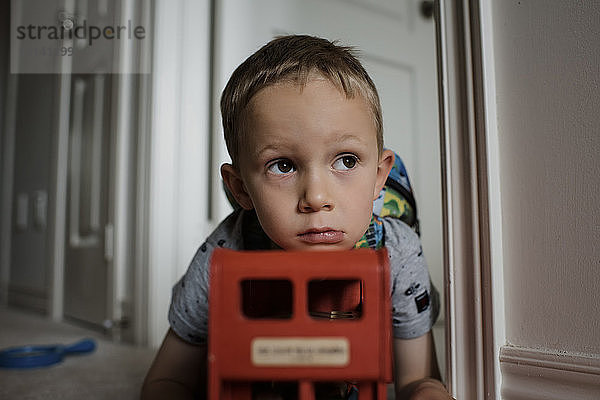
[{"x1": 251, "y1": 337, "x2": 349, "y2": 366}]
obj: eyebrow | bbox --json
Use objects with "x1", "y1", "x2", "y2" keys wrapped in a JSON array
[
  {"x1": 333, "y1": 133, "x2": 367, "y2": 145},
  {"x1": 254, "y1": 132, "x2": 369, "y2": 159},
  {"x1": 255, "y1": 143, "x2": 289, "y2": 159}
]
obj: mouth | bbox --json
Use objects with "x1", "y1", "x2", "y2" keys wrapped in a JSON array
[{"x1": 297, "y1": 228, "x2": 344, "y2": 244}]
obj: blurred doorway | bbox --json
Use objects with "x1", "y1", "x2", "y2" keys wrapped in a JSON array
[{"x1": 3, "y1": 0, "x2": 149, "y2": 343}]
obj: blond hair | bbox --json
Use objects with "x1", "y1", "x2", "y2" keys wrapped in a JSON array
[{"x1": 220, "y1": 35, "x2": 383, "y2": 167}]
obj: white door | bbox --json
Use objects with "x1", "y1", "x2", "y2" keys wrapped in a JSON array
[
  {"x1": 60, "y1": 0, "x2": 118, "y2": 330},
  {"x1": 8, "y1": 0, "x2": 140, "y2": 339},
  {"x1": 63, "y1": 73, "x2": 112, "y2": 328},
  {"x1": 212, "y1": 0, "x2": 443, "y2": 369},
  {"x1": 6, "y1": 0, "x2": 114, "y2": 326}
]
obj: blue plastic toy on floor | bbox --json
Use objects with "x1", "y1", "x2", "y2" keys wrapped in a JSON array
[{"x1": 0, "y1": 338, "x2": 96, "y2": 368}]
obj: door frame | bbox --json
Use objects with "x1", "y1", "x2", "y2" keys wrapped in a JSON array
[
  {"x1": 141, "y1": 0, "x2": 214, "y2": 347},
  {"x1": 0, "y1": 65, "x2": 16, "y2": 308},
  {"x1": 436, "y1": 0, "x2": 504, "y2": 398}
]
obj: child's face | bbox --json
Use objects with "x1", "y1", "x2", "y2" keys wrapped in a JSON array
[{"x1": 223, "y1": 78, "x2": 394, "y2": 251}]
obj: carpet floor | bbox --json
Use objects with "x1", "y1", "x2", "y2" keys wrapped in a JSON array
[{"x1": 0, "y1": 306, "x2": 156, "y2": 400}]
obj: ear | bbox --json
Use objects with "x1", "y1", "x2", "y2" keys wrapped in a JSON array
[
  {"x1": 373, "y1": 149, "x2": 395, "y2": 200},
  {"x1": 221, "y1": 163, "x2": 254, "y2": 210}
]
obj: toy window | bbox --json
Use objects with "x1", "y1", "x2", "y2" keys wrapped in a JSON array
[
  {"x1": 308, "y1": 279, "x2": 362, "y2": 320},
  {"x1": 251, "y1": 381, "x2": 298, "y2": 400},
  {"x1": 241, "y1": 279, "x2": 293, "y2": 319}
]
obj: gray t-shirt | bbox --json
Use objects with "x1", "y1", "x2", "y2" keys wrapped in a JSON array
[{"x1": 169, "y1": 209, "x2": 439, "y2": 344}]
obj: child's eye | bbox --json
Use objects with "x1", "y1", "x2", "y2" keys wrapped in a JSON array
[
  {"x1": 267, "y1": 159, "x2": 295, "y2": 175},
  {"x1": 332, "y1": 155, "x2": 358, "y2": 171}
]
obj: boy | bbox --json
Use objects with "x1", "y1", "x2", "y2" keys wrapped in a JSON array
[{"x1": 142, "y1": 35, "x2": 451, "y2": 400}]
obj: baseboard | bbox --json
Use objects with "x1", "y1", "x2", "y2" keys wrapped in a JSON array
[
  {"x1": 7, "y1": 284, "x2": 48, "y2": 314},
  {"x1": 500, "y1": 345, "x2": 600, "y2": 400}
]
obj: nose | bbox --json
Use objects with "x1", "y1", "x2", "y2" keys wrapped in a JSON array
[{"x1": 298, "y1": 172, "x2": 334, "y2": 213}]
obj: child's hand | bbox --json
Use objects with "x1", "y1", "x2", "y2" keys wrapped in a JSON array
[
  {"x1": 393, "y1": 333, "x2": 454, "y2": 400},
  {"x1": 401, "y1": 378, "x2": 454, "y2": 400}
]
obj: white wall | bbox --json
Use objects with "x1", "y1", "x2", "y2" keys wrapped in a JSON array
[
  {"x1": 146, "y1": 0, "x2": 212, "y2": 347},
  {"x1": 492, "y1": 0, "x2": 600, "y2": 356},
  {"x1": 490, "y1": 1, "x2": 600, "y2": 397}
]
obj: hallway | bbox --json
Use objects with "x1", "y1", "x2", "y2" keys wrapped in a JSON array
[{"x1": 0, "y1": 306, "x2": 155, "y2": 399}]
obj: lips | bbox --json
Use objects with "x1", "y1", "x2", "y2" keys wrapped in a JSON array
[{"x1": 298, "y1": 228, "x2": 344, "y2": 244}]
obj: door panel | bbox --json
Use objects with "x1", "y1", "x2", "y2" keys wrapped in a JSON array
[
  {"x1": 63, "y1": 73, "x2": 111, "y2": 327},
  {"x1": 62, "y1": 0, "x2": 119, "y2": 329},
  {"x1": 362, "y1": 58, "x2": 418, "y2": 170},
  {"x1": 8, "y1": 75, "x2": 56, "y2": 311}
]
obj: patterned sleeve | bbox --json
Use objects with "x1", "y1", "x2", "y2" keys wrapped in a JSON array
[
  {"x1": 168, "y1": 210, "x2": 245, "y2": 345},
  {"x1": 382, "y1": 217, "x2": 440, "y2": 339}
]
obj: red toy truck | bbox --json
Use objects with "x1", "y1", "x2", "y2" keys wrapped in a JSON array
[{"x1": 208, "y1": 248, "x2": 393, "y2": 400}]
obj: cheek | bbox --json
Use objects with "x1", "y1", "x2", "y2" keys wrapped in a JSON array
[
  {"x1": 358, "y1": 201, "x2": 375, "y2": 228},
  {"x1": 341, "y1": 191, "x2": 374, "y2": 228},
  {"x1": 252, "y1": 183, "x2": 293, "y2": 212},
  {"x1": 352, "y1": 175, "x2": 378, "y2": 207},
  {"x1": 251, "y1": 189, "x2": 295, "y2": 232},
  {"x1": 348, "y1": 180, "x2": 377, "y2": 226}
]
